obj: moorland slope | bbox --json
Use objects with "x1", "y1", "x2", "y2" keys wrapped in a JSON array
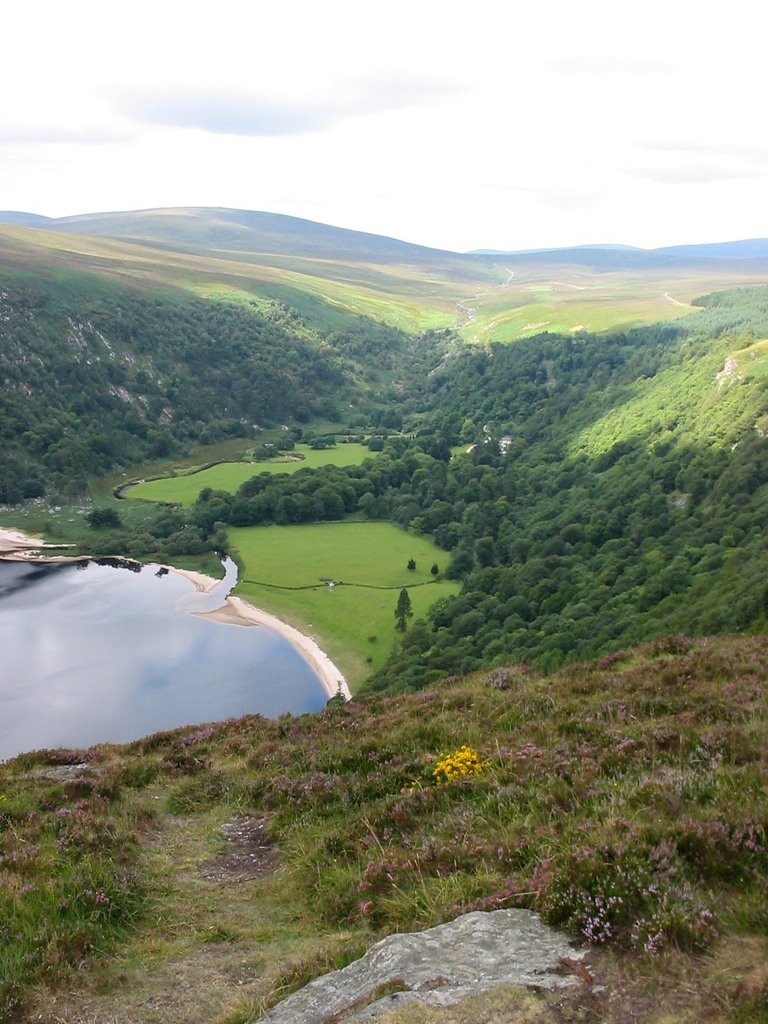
[{"x1": 1, "y1": 634, "x2": 766, "y2": 1022}]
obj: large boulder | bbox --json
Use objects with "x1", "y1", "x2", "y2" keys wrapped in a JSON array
[{"x1": 257, "y1": 909, "x2": 587, "y2": 1023}]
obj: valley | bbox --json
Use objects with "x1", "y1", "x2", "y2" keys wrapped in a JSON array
[{"x1": 1, "y1": 208, "x2": 767, "y2": 1023}]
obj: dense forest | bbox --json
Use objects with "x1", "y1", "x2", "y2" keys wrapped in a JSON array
[
  {"x1": 0, "y1": 268, "x2": 434, "y2": 503},
  {"x1": 4, "y1": 261, "x2": 768, "y2": 683},
  {"x1": 164, "y1": 286, "x2": 768, "y2": 685}
]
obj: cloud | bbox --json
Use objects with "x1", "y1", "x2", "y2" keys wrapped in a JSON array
[
  {"x1": 529, "y1": 187, "x2": 609, "y2": 211},
  {"x1": 630, "y1": 163, "x2": 765, "y2": 185},
  {"x1": 118, "y1": 75, "x2": 464, "y2": 137},
  {"x1": 121, "y1": 95, "x2": 330, "y2": 136},
  {"x1": 0, "y1": 126, "x2": 132, "y2": 146},
  {"x1": 626, "y1": 142, "x2": 768, "y2": 185},
  {"x1": 642, "y1": 140, "x2": 768, "y2": 165},
  {"x1": 476, "y1": 181, "x2": 608, "y2": 210},
  {"x1": 545, "y1": 56, "x2": 673, "y2": 76}
]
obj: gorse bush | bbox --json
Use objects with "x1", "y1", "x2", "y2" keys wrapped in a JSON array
[{"x1": 432, "y1": 745, "x2": 487, "y2": 785}]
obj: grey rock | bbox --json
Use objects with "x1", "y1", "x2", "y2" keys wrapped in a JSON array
[
  {"x1": 258, "y1": 909, "x2": 586, "y2": 1023},
  {"x1": 39, "y1": 763, "x2": 91, "y2": 781}
]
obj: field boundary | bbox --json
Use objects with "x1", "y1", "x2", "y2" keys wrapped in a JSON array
[{"x1": 240, "y1": 578, "x2": 445, "y2": 592}]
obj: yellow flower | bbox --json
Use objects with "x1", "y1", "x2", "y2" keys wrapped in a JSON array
[{"x1": 433, "y1": 745, "x2": 487, "y2": 785}]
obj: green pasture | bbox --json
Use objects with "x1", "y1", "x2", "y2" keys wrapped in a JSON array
[
  {"x1": 191, "y1": 260, "x2": 458, "y2": 334},
  {"x1": 124, "y1": 444, "x2": 372, "y2": 507},
  {"x1": 227, "y1": 522, "x2": 460, "y2": 687},
  {"x1": 460, "y1": 266, "x2": 768, "y2": 343},
  {"x1": 0, "y1": 226, "x2": 461, "y2": 336},
  {"x1": 229, "y1": 521, "x2": 446, "y2": 587},
  {"x1": 277, "y1": 268, "x2": 457, "y2": 334},
  {"x1": 465, "y1": 281, "x2": 691, "y2": 343}
]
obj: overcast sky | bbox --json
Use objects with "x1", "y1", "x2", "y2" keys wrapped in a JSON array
[{"x1": 2, "y1": 0, "x2": 766, "y2": 252}]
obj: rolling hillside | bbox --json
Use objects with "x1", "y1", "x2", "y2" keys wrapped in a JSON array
[
  {"x1": 0, "y1": 207, "x2": 478, "y2": 269},
  {"x1": 2, "y1": 210, "x2": 768, "y2": 341},
  {"x1": 0, "y1": 251, "x2": 437, "y2": 502}
]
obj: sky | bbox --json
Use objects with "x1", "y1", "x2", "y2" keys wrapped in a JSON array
[{"x1": 1, "y1": 0, "x2": 766, "y2": 253}]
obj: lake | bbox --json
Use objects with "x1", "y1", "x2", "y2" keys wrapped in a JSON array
[{"x1": 0, "y1": 556, "x2": 327, "y2": 762}]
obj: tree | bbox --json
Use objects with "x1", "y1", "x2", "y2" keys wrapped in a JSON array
[
  {"x1": 394, "y1": 588, "x2": 413, "y2": 632},
  {"x1": 86, "y1": 508, "x2": 121, "y2": 529},
  {"x1": 430, "y1": 563, "x2": 439, "y2": 576},
  {"x1": 310, "y1": 435, "x2": 337, "y2": 450},
  {"x1": 407, "y1": 558, "x2": 416, "y2": 571}
]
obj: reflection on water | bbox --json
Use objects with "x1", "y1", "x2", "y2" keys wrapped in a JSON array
[{"x1": 0, "y1": 557, "x2": 326, "y2": 761}]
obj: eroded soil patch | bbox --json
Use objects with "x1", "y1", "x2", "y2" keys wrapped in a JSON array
[{"x1": 199, "y1": 814, "x2": 279, "y2": 883}]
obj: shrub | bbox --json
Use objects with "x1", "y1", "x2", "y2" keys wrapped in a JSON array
[{"x1": 433, "y1": 746, "x2": 487, "y2": 785}]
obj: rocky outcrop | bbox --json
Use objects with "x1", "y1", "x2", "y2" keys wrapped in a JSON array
[{"x1": 257, "y1": 909, "x2": 588, "y2": 1023}]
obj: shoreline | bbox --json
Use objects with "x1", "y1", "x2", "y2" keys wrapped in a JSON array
[
  {"x1": 196, "y1": 595, "x2": 351, "y2": 702},
  {"x1": 0, "y1": 526, "x2": 54, "y2": 553},
  {"x1": 165, "y1": 565, "x2": 223, "y2": 594},
  {"x1": 0, "y1": 526, "x2": 351, "y2": 703}
]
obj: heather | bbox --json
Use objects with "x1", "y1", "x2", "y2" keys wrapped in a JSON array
[{"x1": 2, "y1": 633, "x2": 766, "y2": 1022}]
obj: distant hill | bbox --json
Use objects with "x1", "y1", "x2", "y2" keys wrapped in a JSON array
[
  {"x1": 0, "y1": 207, "x2": 474, "y2": 271},
  {"x1": 468, "y1": 243, "x2": 643, "y2": 256},
  {"x1": 0, "y1": 211, "x2": 54, "y2": 228},
  {"x1": 1, "y1": 209, "x2": 768, "y2": 342},
  {"x1": 655, "y1": 238, "x2": 768, "y2": 260},
  {"x1": 3, "y1": 207, "x2": 767, "y2": 270},
  {"x1": 471, "y1": 238, "x2": 768, "y2": 269}
]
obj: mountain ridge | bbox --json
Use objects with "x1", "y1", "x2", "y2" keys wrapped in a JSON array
[
  {"x1": 1, "y1": 207, "x2": 767, "y2": 268},
  {"x1": 0, "y1": 207, "x2": 472, "y2": 268}
]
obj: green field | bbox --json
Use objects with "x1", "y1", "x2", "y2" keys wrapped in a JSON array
[
  {"x1": 227, "y1": 522, "x2": 459, "y2": 687},
  {"x1": 125, "y1": 444, "x2": 372, "y2": 507},
  {"x1": 463, "y1": 265, "x2": 768, "y2": 343}
]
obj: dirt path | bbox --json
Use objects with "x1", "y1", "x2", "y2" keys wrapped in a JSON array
[
  {"x1": 24, "y1": 813, "x2": 295, "y2": 1023},
  {"x1": 664, "y1": 291, "x2": 691, "y2": 307}
]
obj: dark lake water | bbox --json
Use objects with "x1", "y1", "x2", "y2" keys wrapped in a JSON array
[{"x1": 0, "y1": 557, "x2": 327, "y2": 761}]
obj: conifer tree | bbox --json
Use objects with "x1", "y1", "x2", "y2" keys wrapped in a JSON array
[{"x1": 394, "y1": 588, "x2": 413, "y2": 631}]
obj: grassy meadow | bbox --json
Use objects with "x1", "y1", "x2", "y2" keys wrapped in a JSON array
[
  {"x1": 228, "y1": 522, "x2": 459, "y2": 687},
  {"x1": 732, "y1": 337, "x2": 768, "y2": 379},
  {"x1": 125, "y1": 444, "x2": 372, "y2": 507},
  {"x1": 0, "y1": 225, "x2": 464, "y2": 336}
]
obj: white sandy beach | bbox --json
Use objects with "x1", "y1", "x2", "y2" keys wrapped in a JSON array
[
  {"x1": 196, "y1": 595, "x2": 351, "y2": 702},
  {"x1": 0, "y1": 526, "x2": 47, "y2": 552},
  {"x1": 165, "y1": 565, "x2": 223, "y2": 594}
]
